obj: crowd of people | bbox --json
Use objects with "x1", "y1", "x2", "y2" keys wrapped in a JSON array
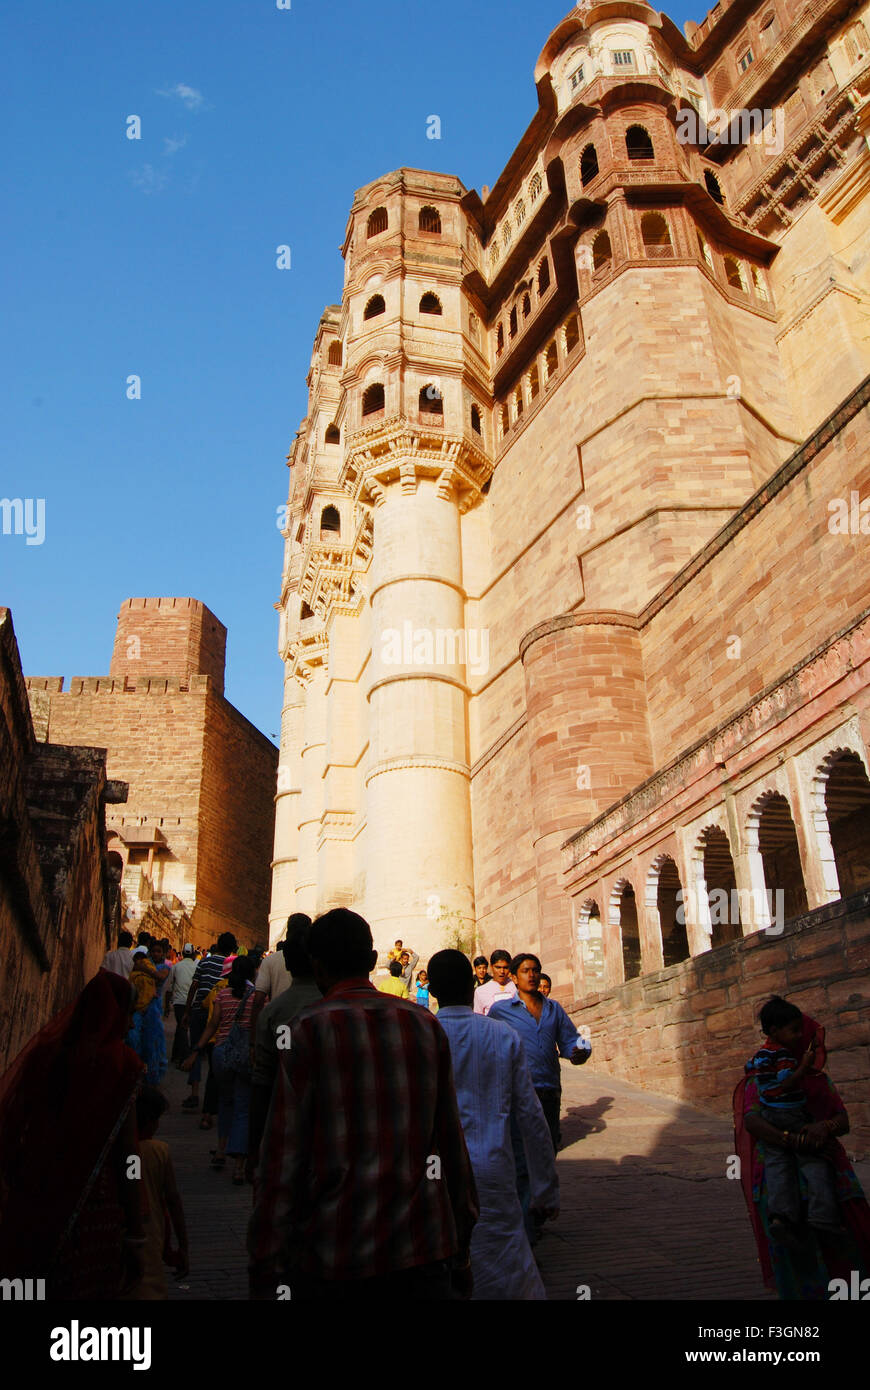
[{"x1": 0, "y1": 908, "x2": 868, "y2": 1302}]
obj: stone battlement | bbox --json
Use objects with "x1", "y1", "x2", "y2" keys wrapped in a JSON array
[{"x1": 26, "y1": 674, "x2": 213, "y2": 695}]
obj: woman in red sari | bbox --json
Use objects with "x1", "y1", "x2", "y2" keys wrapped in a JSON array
[
  {"x1": 0, "y1": 969, "x2": 146, "y2": 1298},
  {"x1": 734, "y1": 1002, "x2": 870, "y2": 1299}
]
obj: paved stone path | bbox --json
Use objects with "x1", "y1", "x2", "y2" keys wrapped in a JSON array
[{"x1": 159, "y1": 1023, "x2": 869, "y2": 1301}]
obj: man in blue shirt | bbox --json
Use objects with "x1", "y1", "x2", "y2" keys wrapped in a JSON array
[
  {"x1": 491, "y1": 953, "x2": 590, "y2": 1242},
  {"x1": 490, "y1": 953, "x2": 590, "y2": 1149}
]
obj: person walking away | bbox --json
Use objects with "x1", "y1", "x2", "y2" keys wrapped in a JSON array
[
  {"x1": 127, "y1": 943, "x2": 170, "y2": 1085},
  {"x1": 102, "y1": 929, "x2": 135, "y2": 980},
  {"x1": 184, "y1": 956, "x2": 256, "y2": 1184},
  {"x1": 180, "y1": 931, "x2": 237, "y2": 1122},
  {"x1": 248, "y1": 913, "x2": 311, "y2": 1041},
  {"x1": 248, "y1": 919, "x2": 322, "y2": 1179},
  {"x1": 378, "y1": 960, "x2": 409, "y2": 997},
  {"x1": 248, "y1": 909, "x2": 478, "y2": 1299},
  {"x1": 164, "y1": 945, "x2": 197, "y2": 1064},
  {"x1": 429, "y1": 951, "x2": 558, "y2": 1299}
]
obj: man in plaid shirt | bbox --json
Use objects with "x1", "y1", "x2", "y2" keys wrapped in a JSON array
[{"x1": 248, "y1": 909, "x2": 478, "y2": 1299}]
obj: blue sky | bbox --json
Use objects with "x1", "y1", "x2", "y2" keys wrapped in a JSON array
[{"x1": 1, "y1": 0, "x2": 700, "y2": 740}]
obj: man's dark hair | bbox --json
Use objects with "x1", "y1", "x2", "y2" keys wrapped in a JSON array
[
  {"x1": 136, "y1": 1084, "x2": 169, "y2": 1136},
  {"x1": 309, "y1": 909, "x2": 373, "y2": 979},
  {"x1": 217, "y1": 931, "x2": 238, "y2": 956},
  {"x1": 388, "y1": 959, "x2": 403, "y2": 978},
  {"x1": 283, "y1": 918, "x2": 313, "y2": 976},
  {"x1": 118, "y1": 930, "x2": 133, "y2": 949},
  {"x1": 510, "y1": 952, "x2": 541, "y2": 975},
  {"x1": 540, "y1": 973, "x2": 552, "y2": 987},
  {"x1": 759, "y1": 995, "x2": 802, "y2": 1034},
  {"x1": 136, "y1": 930, "x2": 152, "y2": 947},
  {"x1": 472, "y1": 955, "x2": 488, "y2": 968},
  {"x1": 428, "y1": 950, "x2": 474, "y2": 1006},
  {"x1": 490, "y1": 949, "x2": 511, "y2": 967}
]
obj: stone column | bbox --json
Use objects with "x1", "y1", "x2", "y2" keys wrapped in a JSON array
[
  {"x1": 296, "y1": 664, "x2": 327, "y2": 918},
  {"x1": 363, "y1": 473, "x2": 475, "y2": 958},
  {"x1": 269, "y1": 667, "x2": 305, "y2": 946}
]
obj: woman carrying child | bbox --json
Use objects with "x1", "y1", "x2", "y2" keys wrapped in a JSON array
[{"x1": 734, "y1": 995, "x2": 870, "y2": 1299}]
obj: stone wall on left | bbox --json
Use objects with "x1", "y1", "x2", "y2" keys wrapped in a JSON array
[{"x1": 0, "y1": 607, "x2": 127, "y2": 1074}]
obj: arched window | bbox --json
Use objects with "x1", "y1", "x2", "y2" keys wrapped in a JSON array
[
  {"x1": 755, "y1": 792, "x2": 808, "y2": 923},
  {"x1": 759, "y1": 12, "x2": 780, "y2": 51},
  {"x1": 529, "y1": 363, "x2": 540, "y2": 399},
  {"x1": 711, "y1": 67, "x2": 730, "y2": 106},
  {"x1": 697, "y1": 230, "x2": 714, "y2": 271},
  {"x1": 325, "y1": 423, "x2": 340, "y2": 444},
  {"x1": 592, "y1": 230, "x2": 612, "y2": 271},
  {"x1": 503, "y1": 223, "x2": 512, "y2": 249},
  {"x1": 328, "y1": 341, "x2": 343, "y2": 366},
  {"x1": 752, "y1": 265, "x2": 769, "y2": 301},
  {"x1": 580, "y1": 144, "x2": 599, "y2": 186},
  {"x1": 704, "y1": 170, "x2": 725, "y2": 204},
  {"x1": 509, "y1": 306, "x2": 518, "y2": 338},
  {"x1": 367, "y1": 206, "x2": 388, "y2": 238},
  {"x1": 641, "y1": 212, "x2": 673, "y2": 258},
  {"x1": 500, "y1": 403, "x2": 510, "y2": 436},
  {"x1": 320, "y1": 505, "x2": 340, "y2": 537},
  {"x1": 514, "y1": 385, "x2": 523, "y2": 418},
  {"x1": 419, "y1": 292, "x2": 443, "y2": 315},
  {"x1": 496, "y1": 324, "x2": 505, "y2": 357},
  {"x1": 419, "y1": 383, "x2": 443, "y2": 416},
  {"x1": 612, "y1": 881, "x2": 641, "y2": 981},
  {"x1": 364, "y1": 294, "x2": 385, "y2": 320},
  {"x1": 538, "y1": 257, "x2": 551, "y2": 294},
  {"x1": 470, "y1": 404, "x2": 482, "y2": 435},
  {"x1": 724, "y1": 256, "x2": 744, "y2": 289},
  {"x1": 697, "y1": 826, "x2": 742, "y2": 947},
  {"x1": 419, "y1": 205, "x2": 441, "y2": 234},
  {"x1": 823, "y1": 751, "x2": 870, "y2": 897},
  {"x1": 647, "y1": 856, "x2": 690, "y2": 967},
  {"x1": 362, "y1": 383, "x2": 384, "y2": 416},
  {"x1": 545, "y1": 341, "x2": 558, "y2": 379},
  {"x1": 529, "y1": 172, "x2": 543, "y2": 202},
  {"x1": 515, "y1": 199, "x2": 526, "y2": 227},
  {"x1": 564, "y1": 316, "x2": 580, "y2": 354},
  {"x1": 577, "y1": 899, "x2": 605, "y2": 992},
  {"x1": 626, "y1": 125, "x2": 654, "y2": 160},
  {"x1": 522, "y1": 292, "x2": 531, "y2": 318},
  {"x1": 469, "y1": 312, "x2": 480, "y2": 341}
]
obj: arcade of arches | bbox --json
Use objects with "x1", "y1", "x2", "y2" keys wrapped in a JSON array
[{"x1": 571, "y1": 743, "x2": 870, "y2": 997}]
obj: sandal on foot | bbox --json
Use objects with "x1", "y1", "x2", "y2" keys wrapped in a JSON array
[
  {"x1": 210, "y1": 1155, "x2": 226, "y2": 1169},
  {"x1": 199, "y1": 1115, "x2": 213, "y2": 1130}
]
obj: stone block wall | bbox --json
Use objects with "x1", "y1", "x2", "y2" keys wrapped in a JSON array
[{"x1": 0, "y1": 609, "x2": 120, "y2": 1074}]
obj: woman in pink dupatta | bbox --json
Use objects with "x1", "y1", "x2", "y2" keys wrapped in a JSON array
[{"x1": 734, "y1": 1009, "x2": 870, "y2": 1299}]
